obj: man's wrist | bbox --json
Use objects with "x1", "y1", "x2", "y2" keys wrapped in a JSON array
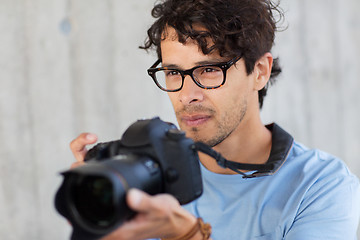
[{"x1": 161, "y1": 218, "x2": 212, "y2": 240}]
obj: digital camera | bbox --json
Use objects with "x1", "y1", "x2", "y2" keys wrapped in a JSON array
[{"x1": 54, "y1": 117, "x2": 203, "y2": 240}]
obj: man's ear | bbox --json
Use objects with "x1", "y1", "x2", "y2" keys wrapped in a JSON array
[{"x1": 253, "y1": 52, "x2": 273, "y2": 91}]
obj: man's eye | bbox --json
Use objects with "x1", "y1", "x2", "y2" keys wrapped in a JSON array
[
  {"x1": 205, "y1": 68, "x2": 217, "y2": 72},
  {"x1": 166, "y1": 70, "x2": 180, "y2": 76},
  {"x1": 201, "y1": 67, "x2": 220, "y2": 74}
]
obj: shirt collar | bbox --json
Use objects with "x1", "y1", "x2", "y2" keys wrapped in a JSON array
[{"x1": 243, "y1": 123, "x2": 294, "y2": 178}]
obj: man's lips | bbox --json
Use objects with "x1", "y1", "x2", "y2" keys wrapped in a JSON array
[{"x1": 181, "y1": 115, "x2": 211, "y2": 127}]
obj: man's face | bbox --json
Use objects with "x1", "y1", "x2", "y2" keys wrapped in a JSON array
[{"x1": 160, "y1": 27, "x2": 259, "y2": 147}]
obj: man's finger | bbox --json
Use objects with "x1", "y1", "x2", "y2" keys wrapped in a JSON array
[
  {"x1": 126, "y1": 188, "x2": 148, "y2": 211},
  {"x1": 126, "y1": 188, "x2": 179, "y2": 213},
  {"x1": 70, "y1": 161, "x2": 85, "y2": 169},
  {"x1": 70, "y1": 133, "x2": 98, "y2": 162}
]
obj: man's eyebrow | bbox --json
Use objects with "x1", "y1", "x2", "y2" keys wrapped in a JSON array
[
  {"x1": 161, "y1": 63, "x2": 182, "y2": 69},
  {"x1": 162, "y1": 59, "x2": 226, "y2": 69},
  {"x1": 195, "y1": 59, "x2": 225, "y2": 65}
]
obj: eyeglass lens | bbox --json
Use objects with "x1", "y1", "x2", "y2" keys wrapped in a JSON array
[{"x1": 154, "y1": 66, "x2": 224, "y2": 91}]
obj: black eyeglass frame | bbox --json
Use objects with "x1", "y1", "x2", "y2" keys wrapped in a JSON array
[{"x1": 147, "y1": 55, "x2": 243, "y2": 92}]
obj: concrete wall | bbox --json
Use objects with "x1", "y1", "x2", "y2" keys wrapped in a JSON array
[{"x1": 0, "y1": 0, "x2": 359, "y2": 239}]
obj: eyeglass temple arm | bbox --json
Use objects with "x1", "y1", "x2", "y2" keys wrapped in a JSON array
[{"x1": 150, "y1": 59, "x2": 162, "y2": 69}]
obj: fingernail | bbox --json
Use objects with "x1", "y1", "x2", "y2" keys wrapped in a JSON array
[
  {"x1": 86, "y1": 134, "x2": 97, "y2": 141},
  {"x1": 128, "y1": 188, "x2": 142, "y2": 207}
]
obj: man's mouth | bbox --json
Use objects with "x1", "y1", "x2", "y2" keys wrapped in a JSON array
[{"x1": 181, "y1": 115, "x2": 211, "y2": 127}]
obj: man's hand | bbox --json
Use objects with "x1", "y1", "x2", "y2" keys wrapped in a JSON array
[
  {"x1": 69, "y1": 133, "x2": 98, "y2": 168},
  {"x1": 69, "y1": 133, "x2": 200, "y2": 240},
  {"x1": 101, "y1": 189, "x2": 198, "y2": 240}
]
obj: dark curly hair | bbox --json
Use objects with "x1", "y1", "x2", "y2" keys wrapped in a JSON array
[{"x1": 140, "y1": 0, "x2": 284, "y2": 108}]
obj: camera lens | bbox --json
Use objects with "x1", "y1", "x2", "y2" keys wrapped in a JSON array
[
  {"x1": 72, "y1": 175, "x2": 116, "y2": 228},
  {"x1": 60, "y1": 154, "x2": 163, "y2": 237}
]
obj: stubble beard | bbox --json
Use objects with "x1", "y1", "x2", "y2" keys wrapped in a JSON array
[{"x1": 176, "y1": 99, "x2": 248, "y2": 147}]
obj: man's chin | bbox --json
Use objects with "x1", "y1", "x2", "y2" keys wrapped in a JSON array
[
  {"x1": 178, "y1": 122, "x2": 217, "y2": 144},
  {"x1": 186, "y1": 130, "x2": 213, "y2": 145},
  {"x1": 185, "y1": 129, "x2": 227, "y2": 147}
]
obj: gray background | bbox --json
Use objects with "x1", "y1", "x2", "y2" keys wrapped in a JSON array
[{"x1": 0, "y1": 0, "x2": 359, "y2": 239}]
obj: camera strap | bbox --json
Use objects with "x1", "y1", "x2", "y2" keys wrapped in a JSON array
[{"x1": 194, "y1": 142, "x2": 275, "y2": 178}]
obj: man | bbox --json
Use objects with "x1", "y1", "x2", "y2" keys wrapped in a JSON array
[{"x1": 70, "y1": 0, "x2": 360, "y2": 239}]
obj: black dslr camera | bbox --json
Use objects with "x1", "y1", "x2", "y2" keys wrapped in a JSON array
[{"x1": 54, "y1": 117, "x2": 203, "y2": 240}]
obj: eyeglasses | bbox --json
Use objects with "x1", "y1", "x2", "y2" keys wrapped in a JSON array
[{"x1": 147, "y1": 55, "x2": 242, "y2": 92}]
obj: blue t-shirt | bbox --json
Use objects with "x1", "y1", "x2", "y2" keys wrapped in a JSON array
[
  {"x1": 149, "y1": 124, "x2": 360, "y2": 240},
  {"x1": 183, "y1": 140, "x2": 360, "y2": 239}
]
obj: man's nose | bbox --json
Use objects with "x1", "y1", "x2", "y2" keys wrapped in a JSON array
[{"x1": 178, "y1": 75, "x2": 204, "y2": 105}]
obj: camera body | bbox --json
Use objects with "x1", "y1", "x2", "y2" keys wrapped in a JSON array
[{"x1": 54, "y1": 117, "x2": 203, "y2": 240}]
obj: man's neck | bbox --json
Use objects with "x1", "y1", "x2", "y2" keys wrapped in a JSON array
[{"x1": 198, "y1": 117, "x2": 272, "y2": 175}]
